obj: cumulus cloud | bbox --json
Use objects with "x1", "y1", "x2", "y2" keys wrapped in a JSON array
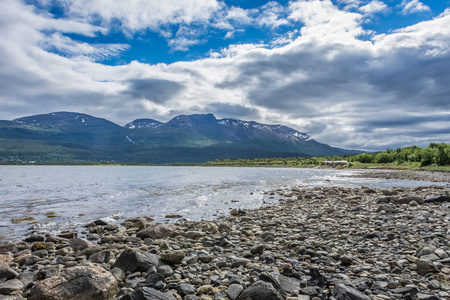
[
  {"x1": 358, "y1": 0, "x2": 388, "y2": 15},
  {"x1": 0, "y1": 0, "x2": 449, "y2": 150},
  {"x1": 55, "y1": 0, "x2": 221, "y2": 35},
  {"x1": 400, "y1": 0, "x2": 430, "y2": 15}
]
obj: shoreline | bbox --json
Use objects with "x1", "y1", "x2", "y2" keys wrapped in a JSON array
[
  {"x1": 347, "y1": 169, "x2": 450, "y2": 184},
  {"x1": 1, "y1": 182, "x2": 450, "y2": 299}
]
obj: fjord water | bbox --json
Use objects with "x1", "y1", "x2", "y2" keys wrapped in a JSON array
[{"x1": 0, "y1": 166, "x2": 444, "y2": 241}]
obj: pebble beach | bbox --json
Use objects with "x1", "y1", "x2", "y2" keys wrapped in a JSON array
[{"x1": 0, "y1": 171, "x2": 450, "y2": 300}]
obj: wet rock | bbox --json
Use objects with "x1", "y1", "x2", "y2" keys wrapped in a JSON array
[
  {"x1": 29, "y1": 265, "x2": 117, "y2": 300},
  {"x1": 238, "y1": 281, "x2": 283, "y2": 300},
  {"x1": 136, "y1": 224, "x2": 177, "y2": 239},
  {"x1": 112, "y1": 249, "x2": 161, "y2": 273},
  {"x1": 120, "y1": 286, "x2": 176, "y2": 300},
  {"x1": 332, "y1": 283, "x2": 371, "y2": 300}
]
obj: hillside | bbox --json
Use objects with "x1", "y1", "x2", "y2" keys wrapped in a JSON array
[{"x1": 0, "y1": 112, "x2": 359, "y2": 163}]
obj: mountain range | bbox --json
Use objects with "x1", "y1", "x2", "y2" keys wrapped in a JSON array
[{"x1": 0, "y1": 112, "x2": 359, "y2": 163}]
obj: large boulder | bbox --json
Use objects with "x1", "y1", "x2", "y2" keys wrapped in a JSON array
[
  {"x1": 112, "y1": 249, "x2": 161, "y2": 273},
  {"x1": 136, "y1": 224, "x2": 177, "y2": 239},
  {"x1": 29, "y1": 265, "x2": 117, "y2": 300},
  {"x1": 120, "y1": 286, "x2": 176, "y2": 300},
  {"x1": 238, "y1": 281, "x2": 283, "y2": 300}
]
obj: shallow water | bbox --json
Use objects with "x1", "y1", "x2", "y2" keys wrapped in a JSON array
[{"x1": 0, "y1": 166, "x2": 446, "y2": 241}]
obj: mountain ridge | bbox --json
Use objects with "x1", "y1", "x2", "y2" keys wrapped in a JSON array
[{"x1": 0, "y1": 111, "x2": 360, "y2": 163}]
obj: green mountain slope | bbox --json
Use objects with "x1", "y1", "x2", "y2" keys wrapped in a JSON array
[{"x1": 0, "y1": 112, "x2": 359, "y2": 163}]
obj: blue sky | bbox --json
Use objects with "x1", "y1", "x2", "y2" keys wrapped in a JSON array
[{"x1": 0, "y1": 0, "x2": 449, "y2": 150}]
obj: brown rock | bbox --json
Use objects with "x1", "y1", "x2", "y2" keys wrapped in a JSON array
[{"x1": 29, "y1": 265, "x2": 117, "y2": 300}]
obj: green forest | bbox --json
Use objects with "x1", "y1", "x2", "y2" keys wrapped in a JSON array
[{"x1": 205, "y1": 143, "x2": 450, "y2": 171}]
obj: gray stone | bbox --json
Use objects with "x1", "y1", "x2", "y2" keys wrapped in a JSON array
[
  {"x1": 238, "y1": 281, "x2": 283, "y2": 300},
  {"x1": 177, "y1": 282, "x2": 195, "y2": 297},
  {"x1": 250, "y1": 245, "x2": 265, "y2": 255},
  {"x1": 16, "y1": 272, "x2": 39, "y2": 289},
  {"x1": 136, "y1": 224, "x2": 177, "y2": 239},
  {"x1": 0, "y1": 266, "x2": 18, "y2": 280},
  {"x1": 120, "y1": 286, "x2": 176, "y2": 300},
  {"x1": 332, "y1": 283, "x2": 371, "y2": 300},
  {"x1": 112, "y1": 249, "x2": 161, "y2": 273},
  {"x1": 227, "y1": 284, "x2": 244, "y2": 300},
  {"x1": 88, "y1": 250, "x2": 115, "y2": 264},
  {"x1": 424, "y1": 195, "x2": 450, "y2": 203},
  {"x1": 0, "y1": 279, "x2": 24, "y2": 295},
  {"x1": 416, "y1": 259, "x2": 438, "y2": 275},
  {"x1": 69, "y1": 238, "x2": 97, "y2": 252},
  {"x1": 19, "y1": 255, "x2": 39, "y2": 266},
  {"x1": 391, "y1": 286, "x2": 419, "y2": 298},
  {"x1": 197, "y1": 252, "x2": 212, "y2": 263},
  {"x1": 396, "y1": 196, "x2": 423, "y2": 205},
  {"x1": 157, "y1": 265, "x2": 173, "y2": 278},
  {"x1": 340, "y1": 255, "x2": 353, "y2": 266}
]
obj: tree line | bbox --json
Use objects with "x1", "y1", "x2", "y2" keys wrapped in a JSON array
[{"x1": 205, "y1": 143, "x2": 450, "y2": 168}]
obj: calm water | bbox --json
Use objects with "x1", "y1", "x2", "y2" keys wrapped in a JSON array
[{"x1": 0, "y1": 166, "x2": 446, "y2": 241}]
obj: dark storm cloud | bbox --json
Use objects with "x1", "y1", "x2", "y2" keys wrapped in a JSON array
[
  {"x1": 355, "y1": 114, "x2": 450, "y2": 128},
  {"x1": 364, "y1": 49, "x2": 450, "y2": 109},
  {"x1": 124, "y1": 79, "x2": 185, "y2": 103},
  {"x1": 207, "y1": 103, "x2": 259, "y2": 119}
]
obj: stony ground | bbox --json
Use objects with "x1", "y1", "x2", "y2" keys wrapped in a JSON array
[
  {"x1": 1, "y1": 183, "x2": 450, "y2": 300},
  {"x1": 348, "y1": 169, "x2": 450, "y2": 183}
]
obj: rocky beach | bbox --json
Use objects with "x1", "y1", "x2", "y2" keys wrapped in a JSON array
[{"x1": 1, "y1": 173, "x2": 450, "y2": 299}]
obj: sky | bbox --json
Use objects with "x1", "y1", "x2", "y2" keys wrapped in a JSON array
[{"x1": 0, "y1": 0, "x2": 449, "y2": 151}]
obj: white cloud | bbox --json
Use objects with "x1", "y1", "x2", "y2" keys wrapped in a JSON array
[
  {"x1": 337, "y1": 0, "x2": 363, "y2": 10},
  {"x1": 59, "y1": 0, "x2": 221, "y2": 34},
  {"x1": 400, "y1": 0, "x2": 430, "y2": 15},
  {"x1": 288, "y1": 0, "x2": 365, "y2": 43},
  {"x1": 1, "y1": 0, "x2": 450, "y2": 150},
  {"x1": 358, "y1": 0, "x2": 388, "y2": 15},
  {"x1": 256, "y1": 1, "x2": 289, "y2": 28}
]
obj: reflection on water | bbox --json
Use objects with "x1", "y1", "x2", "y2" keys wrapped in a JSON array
[{"x1": 0, "y1": 166, "x2": 446, "y2": 240}]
